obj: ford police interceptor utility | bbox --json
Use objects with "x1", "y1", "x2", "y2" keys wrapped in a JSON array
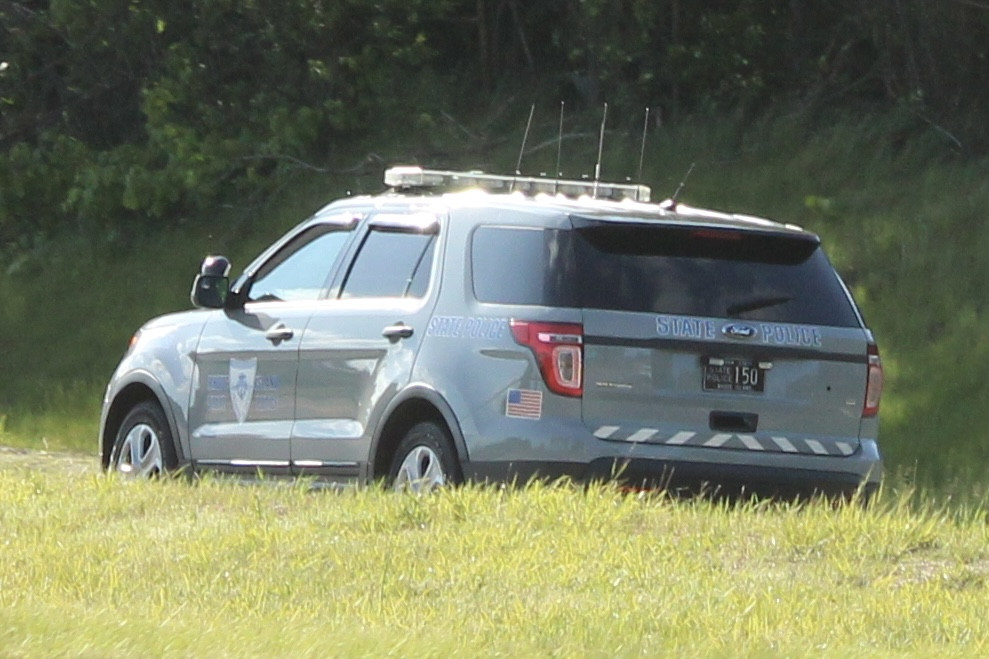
[{"x1": 99, "y1": 166, "x2": 884, "y2": 496}]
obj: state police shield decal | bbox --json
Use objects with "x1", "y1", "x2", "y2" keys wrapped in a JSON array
[{"x1": 229, "y1": 357, "x2": 258, "y2": 424}]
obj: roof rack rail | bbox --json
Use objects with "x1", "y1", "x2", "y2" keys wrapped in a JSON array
[{"x1": 384, "y1": 166, "x2": 651, "y2": 203}]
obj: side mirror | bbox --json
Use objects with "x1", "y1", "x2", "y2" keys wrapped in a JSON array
[{"x1": 190, "y1": 255, "x2": 231, "y2": 309}]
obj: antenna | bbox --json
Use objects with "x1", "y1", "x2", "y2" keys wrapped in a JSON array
[
  {"x1": 637, "y1": 107, "x2": 650, "y2": 186},
  {"x1": 554, "y1": 101, "x2": 565, "y2": 193},
  {"x1": 515, "y1": 104, "x2": 535, "y2": 176},
  {"x1": 511, "y1": 104, "x2": 535, "y2": 193},
  {"x1": 593, "y1": 102, "x2": 608, "y2": 197},
  {"x1": 667, "y1": 162, "x2": 696, "y2": 209}
]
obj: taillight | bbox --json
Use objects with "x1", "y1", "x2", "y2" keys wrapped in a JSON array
[
  {"x1": 509, "y1": 320, "x2": 583, "y2": 397},
  {"x1": 863, "y1": 343, "x2": 883, "y2": 417}
]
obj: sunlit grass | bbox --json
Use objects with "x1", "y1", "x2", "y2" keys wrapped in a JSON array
[{"x1": 1, "y1": 459, "x2": 988, "y2": 656}]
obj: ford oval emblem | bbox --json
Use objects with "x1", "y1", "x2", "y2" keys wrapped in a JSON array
[{"x1": 722, "y1": 323, "x2": 757, "y2": 339}]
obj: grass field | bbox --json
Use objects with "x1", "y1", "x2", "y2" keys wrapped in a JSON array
[{"x1": 1, "y1": 450, "x2": 988, "y2": 657}]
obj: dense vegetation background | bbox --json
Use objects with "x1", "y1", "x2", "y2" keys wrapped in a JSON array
[{"x1": 2, "y1": 1, "x2": 989, "y2": 493}]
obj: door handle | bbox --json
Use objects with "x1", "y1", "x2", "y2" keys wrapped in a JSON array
[
  {"x1": 265, "y1": 324, "x2": 295, "y2": 344},
  {"x1": 382, "y1": 322, "x2": 414, "y2": 342}
]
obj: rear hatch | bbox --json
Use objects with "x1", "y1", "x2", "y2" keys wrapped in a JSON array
[{"x1": 573, "y1": 218, "x2": 872, "y2": 457}]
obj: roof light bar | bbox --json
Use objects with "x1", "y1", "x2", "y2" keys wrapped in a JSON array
[{"x1": 384, "y1": 166, "x2": 651, "y2": 202}]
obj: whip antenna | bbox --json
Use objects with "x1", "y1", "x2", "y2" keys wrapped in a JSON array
[
  {"x1": 515, "y1": 103, "x2": 535, "y2": 171},
  {"x1": 555, "y1": 101, "x2": 565, "y2": 193},
  {"x1": 637, "y1": 107, "x2": 650, "y2": 187},
  {"x1": 593, "y1": 102, "x2": 608, "y2": 197},
  {"x1": 668, "y1": 162, "x2": 696, "y2": 209}
]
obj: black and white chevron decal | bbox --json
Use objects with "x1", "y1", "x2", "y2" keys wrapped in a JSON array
[{"x1": 593, "y1": 426, "x2": 855, "y2": 457}]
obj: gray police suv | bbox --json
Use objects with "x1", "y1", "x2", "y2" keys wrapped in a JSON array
[{"x1": 99, "y1": 166, "x2": 884, "y2": 496}]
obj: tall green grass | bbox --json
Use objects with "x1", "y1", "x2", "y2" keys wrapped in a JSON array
[
  {"x1": 2, "y1": 108, "x2": 988, "y2": 493},
  {"x1": 1, "y1": 459, "x2": 988, "y2": 656}
]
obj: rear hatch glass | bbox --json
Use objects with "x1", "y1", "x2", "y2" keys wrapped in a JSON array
[{"x1": 572, "y1": 220, "x2": 860, "y2": 325}]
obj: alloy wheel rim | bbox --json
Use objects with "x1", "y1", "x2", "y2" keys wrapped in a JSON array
[
  {"x1": 115, "y1": 423, "x2": 163, "y2": 477},
  {"x1": 394, "y1": 445, "x2": 446, "y2": 492}
]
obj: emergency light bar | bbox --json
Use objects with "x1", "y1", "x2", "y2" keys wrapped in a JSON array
[{"x1": 384, "y1": 166, "x2": 651, "y2": 202}]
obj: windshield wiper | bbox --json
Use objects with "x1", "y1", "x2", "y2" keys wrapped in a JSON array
[{"x1": 725, "y1": 295, "x2": 792, "y2": 317}]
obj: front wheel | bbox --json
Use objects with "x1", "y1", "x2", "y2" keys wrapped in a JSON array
[
  {"x1": 109, "y1": 401, "x2": 178, "y2": 477},
  {"x1": 389, "y1": 421, "x2": 461, "y2": 492}
]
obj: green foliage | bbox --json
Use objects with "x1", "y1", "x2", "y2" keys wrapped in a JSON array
[
  {"x1": 1, "y1": 0, "x2": 461, "y2": 245},
  {"x1": 6, "y1": 1, "x2": 989, "y2": 252}
]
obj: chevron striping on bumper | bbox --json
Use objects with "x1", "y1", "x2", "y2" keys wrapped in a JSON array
[
  {"x1": 666, "y1": 431, "x2": 696, "y2": 445},
  {"x1": 593, "y1": 425, "x2": 857, "y2": 457},
  {"x1": 626, "y1": 428, "x2": 660, "y2": 443},
  {"x1": 704, "y1": 433, "x2": 732, "y2": 448},
  {"x1": 738, "y1": 434, "x2": 765, "y2": 451},
  {"x1": 771, "y1": 436, "x2": 799, "y2": 453}
]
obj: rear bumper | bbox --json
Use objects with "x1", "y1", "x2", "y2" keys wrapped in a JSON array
[
  {"x1": 464, "y1": 439, "x2": 882, "y2": 499},
  {"x1": 582, "y1": 457, "x2": 879, "y2": 499}
]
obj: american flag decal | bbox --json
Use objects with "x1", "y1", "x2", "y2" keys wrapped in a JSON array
[{"x1": 505, "y1": 388, "x2": 543, "y2": 419}]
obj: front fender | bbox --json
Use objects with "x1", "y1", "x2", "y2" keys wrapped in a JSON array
[
  {"x1": 99, "y1": 370, "x2": 188, "y2": 469},
  {"x1": 99, "y1": 310, "x2": 209, "y2": 468}
]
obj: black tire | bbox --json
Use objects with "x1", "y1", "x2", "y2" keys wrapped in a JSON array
[
  {"x1": 388, "y1": 421, "x2": 462, "y2": 492},
  {"x1": 109, "y1": 401, "x2": 179, "y2": 477}
]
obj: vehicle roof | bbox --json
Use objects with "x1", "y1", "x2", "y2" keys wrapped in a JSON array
[
  {"x1": 317, "y1": 188, "x2": 814, "y2": 238},
  {"x1": 310, "y1": 166, "x2": 814, "y2": 238}
]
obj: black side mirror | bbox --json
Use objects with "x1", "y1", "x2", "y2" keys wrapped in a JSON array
[{"x1": 190, "y1": 255, "x2": 231, "y2": 309}]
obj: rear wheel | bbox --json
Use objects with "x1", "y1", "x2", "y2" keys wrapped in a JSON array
[
  {"x1": 389, "y1": 421, "x2": 461, "y2": 492},
  {"x1": 110, "y1": 401, "x2": 178, "y2": 477}
]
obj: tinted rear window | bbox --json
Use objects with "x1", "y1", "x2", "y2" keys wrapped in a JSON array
[
  {"x1": 471, "y1": 226, "x2": 578, "y2": 307},
  {"x1": 471, "y1": 222, "x2": 861, "y2": 327}
]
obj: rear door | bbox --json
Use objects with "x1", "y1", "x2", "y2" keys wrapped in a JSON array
[
  {"x1": 575, "y1": 220, "x2": 873, "y2": 457},
  {"x1": 291, "y1": 212, "x2": 442, "y2": 477}
]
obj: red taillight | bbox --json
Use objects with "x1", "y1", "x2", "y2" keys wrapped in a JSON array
[
  {"x1": 509, "y1": 320, "x2": 583, "y2": 397},
  {"x1": 863, "y1": 343, "x2": 883, "y2": 417}
]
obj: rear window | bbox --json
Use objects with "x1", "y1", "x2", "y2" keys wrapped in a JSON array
[{"x1": 471, "y1": 222, "x2": 860, "y2": 327}]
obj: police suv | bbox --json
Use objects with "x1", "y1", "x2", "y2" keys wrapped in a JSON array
[{"x1": 99, "y1": 166, "x2": 884, "y2": 496}]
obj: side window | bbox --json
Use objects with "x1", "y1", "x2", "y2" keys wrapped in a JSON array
[
  {"x1": 249, "y1": 228, "x2": 352, "y2": 302},
  {"x1": 340, "y1": 229, "x2": 436, "y2": 299},
  {"x1": 471, "y1": 226, "x2": 577, "y2": 306}
]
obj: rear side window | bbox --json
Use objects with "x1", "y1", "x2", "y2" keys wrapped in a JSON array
[
  {"x1": 472, "y1": 226, "x2": 577, "y2": 306},
  {"x1": 471, "y1": 222, "x2": 860, "y2": 327},
  {"x1": 340, "y1": 229, "x2": 435, "y2": 298}
]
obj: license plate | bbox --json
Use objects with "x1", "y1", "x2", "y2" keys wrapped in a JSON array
[{"x1": 703, "y1": 358, "x2": 765, "y2": 393}]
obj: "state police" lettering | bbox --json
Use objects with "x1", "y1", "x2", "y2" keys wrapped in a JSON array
[
  {"x1": 759, "y1": 323, "x2": 822, "y2": 347},
  {"x1": 656, "y1": 314, "x2": 822, "y2": 348},
  {"x1": 656, "y1": 315, "x2": 716, "y2": 340},
  {"x1": 426, "y1": 316, "x2": 506, "y2": 340}
]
